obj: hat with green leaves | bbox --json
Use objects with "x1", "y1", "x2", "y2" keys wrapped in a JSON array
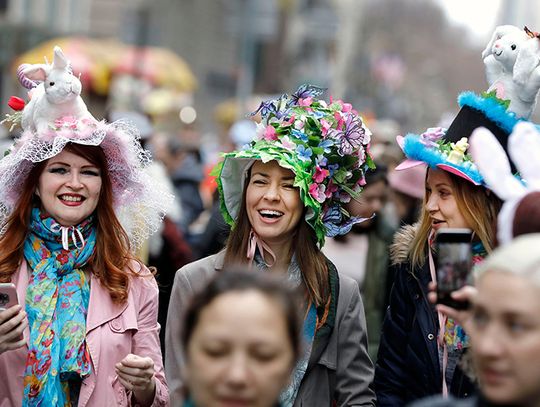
[{"x1": 212, "y1": 85, "x2": 375, "y2": 247}]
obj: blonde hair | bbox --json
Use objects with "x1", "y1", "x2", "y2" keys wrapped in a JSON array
[{"x1": 408, "y1": 169, "x2": 501, "y2": 268}]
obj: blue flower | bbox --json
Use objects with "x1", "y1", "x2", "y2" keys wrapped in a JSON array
[
  {"x1": 328, "y1": 163, "x2": 339, "y2": 176},
  {"x1": 319, "y1": 139, "x2": 334, "y2": 153},
  {"x1": 316, "y1": 155, "x2": 328, "y2": 167},
  {"x1": 297, "y1": 145, "x2": 313, "y2": 162},
  {"x1": 292, "y1": 129, "x2": 308, "y2": 142}
]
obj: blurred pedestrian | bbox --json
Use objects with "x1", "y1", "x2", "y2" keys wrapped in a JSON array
[
  {"x1": 412, "y1": 234, "x2": 540, "y2": 407},
  {"x1": 0, "y1": 47, "x2": 169, "y2": 406},
  {"x1": 387, "y1": 165, "x2": 425, "y2": 227},
  {"x1": 322, "y1": 164, "x2": 395, "y2": 359},
  {"x1": 165, "y1": 86, "x2": 375, "y2": 406},
  {"x1": 181, "y1": 269, "x2": 301, "y2": 407}
]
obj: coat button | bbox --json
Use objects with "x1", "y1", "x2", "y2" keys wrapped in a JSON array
[{"x1": 427, "y1": 333, "x2": 435, "y2": 340}]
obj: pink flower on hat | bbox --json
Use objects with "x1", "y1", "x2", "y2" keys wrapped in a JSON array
[
  {"x1": 313, "y1": 166, "x2": 329, "y2": 183},
  {"x1": 420, "y1": 127, "x2": 445, "y2": 147},
  {"x1": 309, "y1": 183, "x2": 326, "y2": 203}
]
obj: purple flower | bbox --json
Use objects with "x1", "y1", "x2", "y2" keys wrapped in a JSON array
[
  {"x1": 420, "y1": 127, "x2": 446, "y2": 147},
  {"x1": 328, "y1": 114, "x2": 366, "y2": 156},
  {"x1": 309, "y1": 183, "x2": 326, "y2": 203}
]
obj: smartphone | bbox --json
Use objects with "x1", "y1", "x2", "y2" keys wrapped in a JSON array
[
  {"x1": 0, "y1": 283, "x2": 19, "y2": 311},
  {"x1": 435, "y1": 228, "x2": 473, "y2": 310}
]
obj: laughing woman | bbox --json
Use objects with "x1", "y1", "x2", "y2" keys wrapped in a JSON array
[{"x1": 165, "y1": 86, "x2": 376, "y2": 406}]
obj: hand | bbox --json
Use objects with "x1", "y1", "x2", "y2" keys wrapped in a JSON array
[
  {"x1": 0, "y1": 305, "x2": 27, "y2": 354},
  {"x1": 116, "y1": 353, "x2": 156, "y2": 406},
  {"x1": 428, "y1": 282, "x2": 477, "y2": 331}
]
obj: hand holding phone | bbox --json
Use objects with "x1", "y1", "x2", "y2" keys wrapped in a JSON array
[
  {"x1": 0, "y1": 283, "x2": 26, "y2": 353},
  {"x1": 435, "y1": 228, "x2": 473, "y2": 310}
]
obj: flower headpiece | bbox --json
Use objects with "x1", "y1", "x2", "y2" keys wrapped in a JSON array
[
  {"x1": 0, "y1": 46, "x2": 171, "y2": 248},
  {"x1": 213, "y1": 84, "x2": 374, "y2": 247},
  {"x1": 396, "y1": 24, "x2": 540, "y2": 185}
]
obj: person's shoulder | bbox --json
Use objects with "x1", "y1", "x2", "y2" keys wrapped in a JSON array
[
  {"x1": 390, "y1": 223, "x2": 419, "y2": 265},
  {"x1": 126, "y1": 260, "x2": 158, "y2": 293},
  {"x1": 175, "y1": 252, "x2": 223, "y2": 290}
]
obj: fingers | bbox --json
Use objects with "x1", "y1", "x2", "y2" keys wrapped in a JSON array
[
  {"x1": 435, "y1": 304, "x2": 463, "y2": 321},
  {"x1": 427, "y1": 282, "x2": 437, "y2": 304},
  {"x1": 119, "y1": 354, "x2": 154, "y2": 369},
  {"x1": 116, "y1": 354, "x2": 155, "y2": 392},
  {"x1": 0, "y1": 307, "x2": 26, "y2": 336},
  {"x1": 0, "y1": 305, "x2": 23, "y2": 325},
  {"x1": 450, "y1": 285, "x2": 478, "y2": 303}
]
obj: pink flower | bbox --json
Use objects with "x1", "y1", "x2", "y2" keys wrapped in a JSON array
[
  {"x1": 282, "y1": 115, "x2": 295, "y2": 127},
  {"x1": 325, "y1": 180, "x2": 338, "y2": 198},
  {"x1": 320, "y1": 119, "x2": 331, "y2": 136},
  {"x1": 279, "y1": 136, "x2": 296, "y2": 150},
  {"x1": 294, "y1": 119, "x2": 305, "y2": 130},
  {"x1": 299, "y1": 97, "x2": 313, "y2": 106},
  {"x1": 313, "y1": 166, "x2": 329, "y2": 183},
  {"x1": 55, "y1": 116, "x2": 79, "y2": 130},
  {"x1": 336, "y1": 100, "x2": 353, "y2": 112},
  {"x1": 309, "y1": 183, "x2": 326, "y2": 203},
  {"x1": 334, "y1": 111, "x2": 344, "y2": 130},
  {"x1": 357, "y1": 176, "x2": 366, "y2": 187},
  {"x1": 263, "y1": 125, "x2": 278, "y2": 141}
]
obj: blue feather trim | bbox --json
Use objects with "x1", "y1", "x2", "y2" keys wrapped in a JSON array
[
  {"x1": 402, "y1": 134, "x2": 483, "y2": 184},
  {"x1": 457, "y1": 92, "x2": 520, "y2": 133}
]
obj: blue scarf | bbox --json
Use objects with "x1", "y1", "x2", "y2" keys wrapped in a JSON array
[{"x1": 22, "y1": 208, "x2": 95, "y2": 406}]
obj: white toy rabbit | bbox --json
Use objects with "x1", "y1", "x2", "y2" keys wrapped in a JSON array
[
  {"x1": 482, "y1": 25, "x2": 540, "y2": 119},
  {"x1": 19, "y1": 46, "x2": 94, "y2": 133},
  {"x1": 469, "y1": 122, "x2": 540, "y2": 244}
]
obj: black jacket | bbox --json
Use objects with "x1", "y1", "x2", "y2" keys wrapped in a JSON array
[{"x1": 374, "y1": 255, "x2": 476, "y2": 405}]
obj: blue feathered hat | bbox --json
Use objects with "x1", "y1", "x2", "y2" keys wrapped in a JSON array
[{"x1": 396, "y1": 25, "x2": 540, "y2": 185}]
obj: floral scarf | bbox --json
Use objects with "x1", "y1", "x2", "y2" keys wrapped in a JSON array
[{"x1": 22, "y1": 208, "x2": 95, "y2": 406}]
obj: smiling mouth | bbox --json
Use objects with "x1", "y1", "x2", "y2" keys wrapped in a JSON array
[
  {"x1": 432, "y1": 219, "x2": 445, "y2": 226},
  {"x1": 258, "y1": 209, "x2": 284, "y2": 219},
  {"x1": 495, "y1": 50, "x2": 503, "y2": 56},
  {"x1": 59, "y1": 194, "x2": 85, "y2": 203}
]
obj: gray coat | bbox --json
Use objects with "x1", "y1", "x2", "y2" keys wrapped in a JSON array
[{"x1": 165, "y1": 251, "x2": 376, "y2": 406}]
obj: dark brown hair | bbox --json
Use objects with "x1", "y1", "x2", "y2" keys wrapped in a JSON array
[
  {"x1": 223, "y1": 171, "x2": 329, "y2": 306},
  {"x1": 0, "y1": 143, "x2": 142, "y2": 303},
  {"x1": 513, "y1": 192, "x2": 540, "y2": 238},
  {"x1": 182, "y1": 268, "x2": 302, "y2": 362}
]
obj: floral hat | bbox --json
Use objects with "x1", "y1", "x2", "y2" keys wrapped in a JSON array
[
  {"x1": 213, "y1": 84, "x2": 374, "y2": 247},
  {"x1": 0, "y1": 46, "x2": 171, "y2": 249},
  {"x1": 396, "y1": 25, "x2": 540, "y2": 185}
]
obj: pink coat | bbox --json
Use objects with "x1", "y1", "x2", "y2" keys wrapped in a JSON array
[{"x1": 0, "y1": 261, "x2": 169, "y2": 406}]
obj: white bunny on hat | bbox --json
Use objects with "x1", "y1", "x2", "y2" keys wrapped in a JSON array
[
  {"x1": 18, "y1": 46, "x2": 93, "y2": 133},
  {"x1": 482, "y1": 25, "x2": 540, "y2": 119}
]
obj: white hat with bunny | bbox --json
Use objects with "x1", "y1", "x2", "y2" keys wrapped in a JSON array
[{"x1": 0, "y1": 46, "x2": 172, "y2": 248}]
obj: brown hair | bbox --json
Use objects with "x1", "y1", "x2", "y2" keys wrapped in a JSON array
[
  {"x1": 223, "y1": 171, "x2": 329, "y2": 307},
  {"x1": 408, "y1": 169, "x2": 501, "y2": 268},
  {"x1": 182, "y1": 268, "x2": 302, "y2": 363},
  {"x1": 0, "y1": 143, "x2": 142, "y2": 304}
]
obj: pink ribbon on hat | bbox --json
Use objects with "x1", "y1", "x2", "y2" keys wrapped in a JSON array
[{"x1": 247, "y1": 229, "x2": 276, "y2": 267}]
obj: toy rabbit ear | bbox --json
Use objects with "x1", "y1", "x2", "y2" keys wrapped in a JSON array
[
  {"x1": 52, "y1": 46, "x2": 68, "y2": 70},
  {"x1": 22, "y1": 64, "x2": 48, "y2": 82},
  {"x1": 513, "y1": 39, "x2": 540, "y2": 86},
  {"x1": 469, "y1": 126, "x2": 526, "y2": 201},
  {"x1": 508, "y1": 121, "x2": 540, "y2": 190}
]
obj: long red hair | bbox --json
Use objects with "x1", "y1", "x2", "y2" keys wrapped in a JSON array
[{"x1": 0, "y1": 143, "x2": 142, "y2": 304}]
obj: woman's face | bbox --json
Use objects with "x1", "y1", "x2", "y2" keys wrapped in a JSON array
[
  {"x1": 246, "y1": 160, "x2": 303, "y2": 245},
  {"x1": 36, "y1": 149, "x2": 102, "y2": 226},
  {"x1": 425, "y1": 169, "x2": 470, "y2": 231},
  {"x1": 470, "y1": 271, "x2": 540, "y2": 405},
  {"x1": 185, "y1": 290, "x2": 295, "y2": 407}
]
